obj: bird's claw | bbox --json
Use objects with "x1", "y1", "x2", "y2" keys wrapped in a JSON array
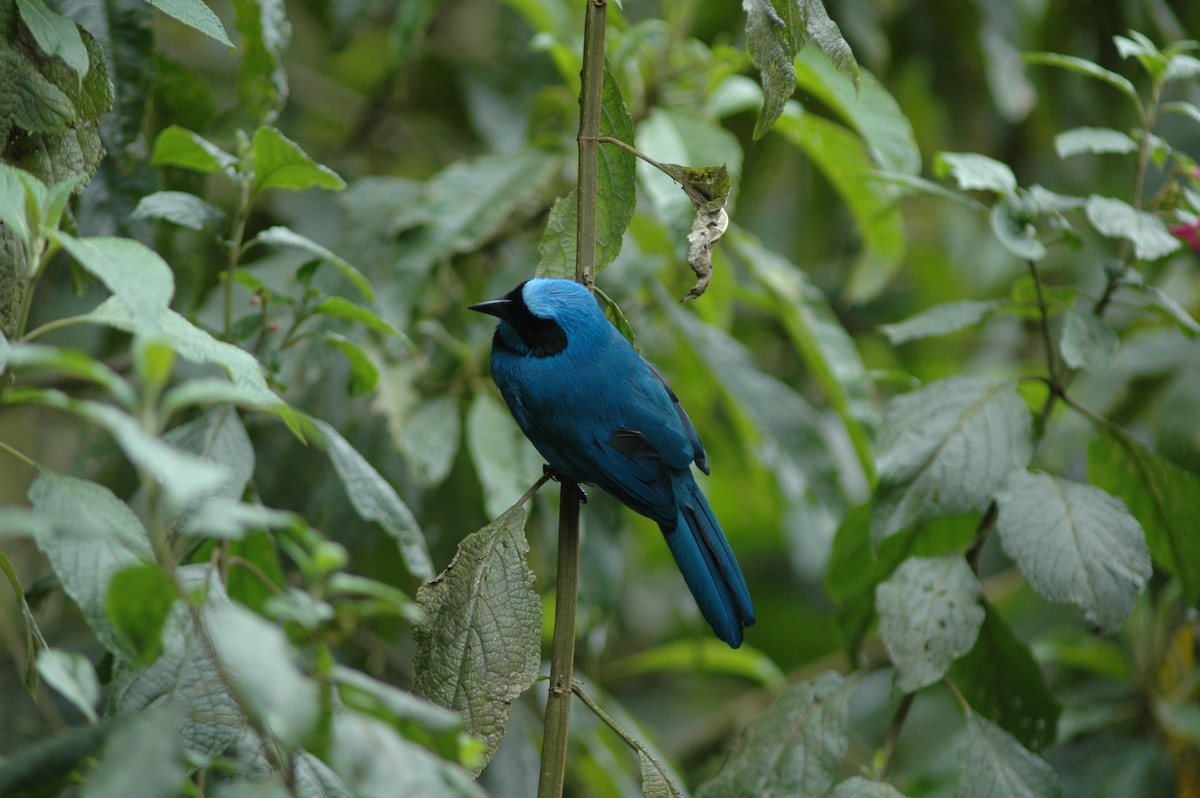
[{"x1": 542, "y1": 465, "x2": 588, "y2": 504}]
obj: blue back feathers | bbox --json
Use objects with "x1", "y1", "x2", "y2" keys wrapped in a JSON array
[{"x1": 471, "y1": 278, "x2": 755, "y2": 647}]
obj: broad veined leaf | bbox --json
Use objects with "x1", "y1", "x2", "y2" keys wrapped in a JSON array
[
  {"x1": 251, "y1": 126, "x2": 345, "y2": 192},
  {"x1": 696, "y1": 672, "x2": 853, "y2": 798},
  {"x1": 398, "y1": 396, "x2": 461, "y2": 488},
  {"x1": 142, "y1": 0, "x2": 233, "y2": 45},
  {"x1": 466, "y1": 392, "x2": 545, "y2": 519},
  {"x1": 640, "y1": 751, "x2": 688, "y2": 798},
  {"x1": 774, "y1": 110, "x2": 907, "y2": 303},
  {"x1": 106, "y1": 563, "x2": 176, "y2": 667},
  {"x1": 232, "y1": 0, "x2": 291, "y2": 124},
  {"x1": 28, "y1": 472, "x2": 153, "y2": 658},
  {"x1": 950, "y1": 601, "x2": 1060, "y2": 752},
  {"x1": 880, "y1": 300, "x2": 1002, "y2": 344},
  {"x1": 876, "y1": 555, "x2": 985, "y2": 693},
  {"x1": 871, "y1": 377, "x2": 1032, "y2": 544},
  {"x1": 329, "y1": 711, "x2": 487, "y2": 798},
  {"x1": 312, "y1": 418, "x2": 433, "y2": 581},
  {"x1": 131, "y1": 190, "x2": 225, "y2": 231},
  {"x1": 995, "y1": 470, "x2": 1151, "y2": 632},
  {"x1": 1054, "y1": 127, "x2": 1138, "y2": 158},
  {"x1": 36, "y1": 649, "x2": 100, "y2": 723},
  {"x1": 150, "y1": 126, "x2": 237, "y2": 173},
  {"x1": 1085, "y1": 195, "x2": 1181, "y2": 261},
  {"x1": 16, "y1": 0, "x2": 89, "y2": 79},
  {"x1": 1058, "y1": 305, "x2": 1119, "y2": 372},
  {"x1": 935, "y1": 152, "x2": 1017, "y2": 195},
  {"x1": 80, "y1": 705, "x2": 188, "y2": 798},
  {"x1": 412, "y1": 502, "x2": 541, "y2": 775},
  {"x1": 1087, "y1": 429, "x2": 1200, "y2": 605},
  {"x1": 957, "y1": 712, "x2": 1062, "y2": 798},
  {"x1": 110, "y1": 565, "x2": 243, "y2": 759},
  {"x1": 53, "y1": 233, "x2": 174, "y2": 322}
]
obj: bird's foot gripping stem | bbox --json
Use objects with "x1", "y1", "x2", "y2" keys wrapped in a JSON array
[{"x1": 542, "y1": 465, "x2": 588, "y2": 504}]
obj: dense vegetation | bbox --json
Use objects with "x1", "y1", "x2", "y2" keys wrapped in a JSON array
[{"x1": 1, "y1": 0, "x2": 1198, "y2": 796}]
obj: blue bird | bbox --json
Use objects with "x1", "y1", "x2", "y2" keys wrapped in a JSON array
[{"x1": 470, "y1": 278, "x2": 755, "y2": 647}]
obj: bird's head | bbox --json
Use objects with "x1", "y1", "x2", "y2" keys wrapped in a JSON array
[{"x1": 469, "y1": 278, "x2": 600, "y2": 357}]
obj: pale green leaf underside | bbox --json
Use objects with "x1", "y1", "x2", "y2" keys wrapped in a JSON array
[
  {"x1": 1058, "y1": 305, "x2": 1119, "y2": 372},
  {"x1": 1085, "y1": 195, "x2": 1181, "y2": 261},
  {"x1": 957, "y1": 713, "x2": 1062, "y2": 798},
  {"x1": 143, "y1": 0, "x2": 234, "y2": 46},
  {"x1": 880, "y1": 299, "x2": 1001, "y2": 344},
  {"x1": 1054, "y1": 126, "x2": 1137, "y2": 158}
]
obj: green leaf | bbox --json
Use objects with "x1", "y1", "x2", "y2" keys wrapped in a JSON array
[
  {"x1": 934, "y1": 152, "x2": 1017, "y2": 194},
  {"x1": 150, "y1": 125, "x2": 237, "y2": 173},
  {"x1": 640, "y1": 751, "x2": 687, "y2": 798},
  {"x1": 0, "y1": 549, "x2": 49, "y2": 693},
  {"x1": 131, "y1": 190, "x2": 225, "y2": 231},
  {"x1": 111, "y1": 565, "x2": 243, "y2": 759},
  {"x1": 332, "y1": 665, "x2": 463, "y2": 745},
  {"x1": 28, "y1": 472, "x2": 153, "y2": 658},
  {"x1": 830, "y1": 776, "x2": 911, "y2": 798},
  {"x1": 312, "y1": 418, "x2": 434, "y2": 581},
  {"x1": 950, "y1": 601, "x2": 1061, "y2": 752},
  {"x1": 1022, "y1": 51, "x2": 1139, "y2": 110},
  {"x1": 1163, "y1": 100, "x2": 1200, "y2": 127},
  {"x1": 1054, "y1": 127, "x2": 1138, "y2": 158},
  {"x1": 398, "y1": 396, "x2": 461, "y2": 488},
  {"x1": 1085, "y1": 195, "x2": 1181, "y2": 261},
  {"x1": 994, "y1": 471, "x2": 1151, "y2": 632},
  {"x1": 957, "y1": 712, "x2": 1061, "y2": 798},
  {"x1": 53, "y1": 233, "x2": 174, "y2": 321},
  {"x1": 252, "y1": 225, "x2": 374, "y2": 301},
  {"x1": 466, "y1": 392, "x2": 545, "y2": 519},
  {"x1": 106, "y1": 563, "x2": 176, "y2": 667},
  {"x1": 697, "y1": 672, "x2": 853, "y2": 798},
  {"x1": 36, "y1": 648, "x2": 99, "y2": 723},
  {"x1": 0, "y1": 340, "x2": 136, "y2": 409},
  {"x1": 16, "y1": 0, "x2": 89, "y2": 79},
  {"x1": 312, "y1": 296, "x2": 403, "y2": 338},
  {"x1": 794, "y1": 47, "x2": 919, "y2": 175},
  {"x1": 232, "y1": 0, "x2": 291, "y2": 124},
  {"x1": 876, "y1": 555, "x2": 985, "y2": 692},
  {"x1": 251, "y1": 125, "x2": 345, "y2": 192},
  {"x1": 1087, "y1": 429, "x2": 1200, "y2": 605},
  {"x1": 205, "y1": 596, "x2": 320, "y2": 745},
  {"x1": 413, "y1": 502, "x2": 541, "y2": 775},
  {"x1": 881, "y1": 299, "x2": 1001, "y2": 344},
  {"x1": 143, "y1": 0, "x2": 233, "y2": 46},
  {"x1": 81, "y1": 706, "x2": 187, "y2": 798},
  {"x1": 607, "y1": 638, "x2": 787, "y2": 691},
  {"x1": 803, "y1": 0, "x2": 859, "y2": 91},
  {"x1": 324, "y1": 332, "x2": 379, "y2": 397},
  {"x1": 1058, "y1": 305, "x2": 1119, "y2": 372},
  {"x1": 774, "y1": 111, "x2": 907, "y2": 302},
  {"x1": 329, "y1": 711, "x2": 487, "y2": 798},
  {"x1": 871, "y1": 377, "x2": 1032, "y2": 544},
  {"x1": 537, "y1": 66, "x2": 634, "y2": 278},
  {"x1": 990, "y1": 196, "x2": 1048, "y2": 261},
  {"x1": 743, "y1": 0, "x2": 799, "y2": 140}
]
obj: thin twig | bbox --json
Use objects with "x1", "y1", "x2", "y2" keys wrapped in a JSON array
[{"x1": 877, "y1": 692, "x2": 915, "y2": 779}]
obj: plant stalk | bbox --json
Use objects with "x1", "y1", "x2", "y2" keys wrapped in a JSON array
[{"x1": 536, "y1": 2, "x2": 606, "y2": 795}]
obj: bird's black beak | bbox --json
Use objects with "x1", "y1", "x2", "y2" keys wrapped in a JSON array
[{"x1": 469, "y1": 297, "x2": 512, "y2": 318}]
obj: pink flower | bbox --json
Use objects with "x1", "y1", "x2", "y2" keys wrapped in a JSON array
[{"x1": 1171, "y1": 220, "x2": 1200, "y2": 251}]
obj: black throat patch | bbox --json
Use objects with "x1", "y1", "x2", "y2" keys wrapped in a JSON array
[{"x1": 499, "y1": 282, "x2": 568, "y2": 358}]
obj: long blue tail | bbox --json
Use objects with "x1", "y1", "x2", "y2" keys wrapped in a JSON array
[{"x1": 662, "y1": 475, "x2": 755, "y2": 647}]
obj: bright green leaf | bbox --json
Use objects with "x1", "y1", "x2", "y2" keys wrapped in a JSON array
[
  {"x1": 0, "y1": 340, "x2": 136, "y2": 409},
  {"x1": 324, "y1": 332, "x2": 379, "y2": 397},
  {"x1": 1022, "y1": 51, "x2": 1139, "y2": 110},
  {"x1": 312, "y1": 296, "x2": 403, "y2": 338},
  {"x1": 935, "y1": 152, "x2": 1017, "y2": 194},
  {"x1": 251, "y1": 125, "x2": 346, "y2": 192},
  {"x1": 150, "y1": 125, "x2": 237, "y2": 173},
  {"x1": 607, "y1": 638, "x2": 787, "y2": 691},
  {"x1": 995, "y1": 470, "x2": 1151, "y2": 632},
  {"x1": 413, "y1": 502, "x2": 541, "y2": 775},
  {"x1": 106, "y1": 563, "x2": 176, "y2": 666},
  {"x1": 950, "y1": 601, "x2": 1060, "y2": 751},
  {"x1": 536, "y1": 190, "x2": 579, "y2": 280},
  {"x1": 876, "y1": 555, "x2": 984, "y2": 692},
  {"x1": 696, "y1": 672, "x2": 853, "y2": 798},
  {"x1": 143, "y1": 0, "x2": 233, "y2": 46},
  {"x1": 871, "y1": 377, "x2": 1032, "y2": 544},
  {"x1": 957, "y1": 712, "x2": 1061, "y2": 798},
  {"x1": 232, "y1": 0, "x2": 291, "y2": 124},
  {"x1": 312, "y1": 418, "x2": 433, "y2": 581},
  {"x1": 16, "y1": 0, "x2": 89, "y2": 79},
  {"x1": 53, "y1": 233, "x2": 174, "y2": 321},
  {"x1": 880, "y1": 300, "x2": 1001, "y2": 344},
  {"x1": 36, "y1": 648, "x2": 99, "y2": 723},
  {"x1": 1088, "y1": 429, "x2": 1200, "y2": 605}
]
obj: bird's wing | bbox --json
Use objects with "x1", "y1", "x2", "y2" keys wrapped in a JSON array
[{"x1": 645, "y1": 362, "x2": 709, "y2": 475}]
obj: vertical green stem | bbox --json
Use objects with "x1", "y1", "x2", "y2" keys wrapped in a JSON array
[
  {"x1": 224, "y1": 181, "x2": 254, "y2": 336},
  {"x1": 536, "y1": 2, "x2": 606, "y2": 796}
]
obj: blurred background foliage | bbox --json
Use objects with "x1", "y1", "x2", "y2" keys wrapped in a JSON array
[{"x1": 2, "y1": 0, "x2": 1199, "y2": 795}]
